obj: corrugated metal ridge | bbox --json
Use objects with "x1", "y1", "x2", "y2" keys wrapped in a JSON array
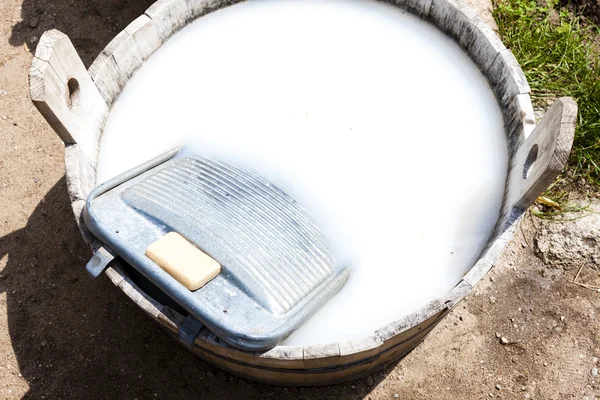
[{"x1": 122, "y1": 157, "x2": 334, "y2": 313}]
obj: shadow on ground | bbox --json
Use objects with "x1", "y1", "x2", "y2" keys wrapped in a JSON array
[
  {"x1": 9, "y1": 0, "x2": 156, "y2": 67},
  {"x1": 0, "y1": 178, "x2": 390, "y2": 398}
]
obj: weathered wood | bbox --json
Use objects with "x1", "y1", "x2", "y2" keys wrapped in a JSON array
[
  {"x1": 195, "y1": 329, "x2": 262, "y2": 365},
  {"x1": 375, "y1": 299, "x2": 447, "y2": 350},
  {"x1": 194, "y1": 328, "x2": 384, "y2": 370},
  {"x1": 384, "y1": 0, "x2": 433, "y2": 17},
  {"x1": 490, "y1": 93, "x2": 535, "y2": 245},
  {"x1": 104, "y1": 265, "x2": 127, "y2": 287},
  {"x1": 64, "y1": 145, "x2": 101, "y2": 245},
  {"x1": 329, "y1": 355, "x2": 383, "y2": 383},
  {"x1": 145, "y1": 0, "x2": 194, "y2": 41},
  {"x1": 187, "y1": 340, "x2": 387, "y2": 386},
  {"x1": 64, "y1": 144, "x2": 96, "y2": 201},
  {"x1": 338, "y1": 335, "x2": 384, "y2": 365},
  {"x1": 513, "y1": 97, "x2": 577, "y2": 211},
  {"x1": 186, "y1": 346, "x2": 319, "y2": 385},
  {"x1": 487, "y1": 50, "x2": 531, "y2": 148},
  {"x1": 102, "y1": 33, "x2": 143, "y2": 83},
  {"x1": 428, "y1": 0, "x2": 478, "y2": 43},
  {"x1": 443, "y1": 279, "x2": 472, "y2": 308},
  {"x1": 88, "y1": 52, "x2": 126, "y2": 106},
  {"x1": 30, "y1": 31, "x2": 107, "y2": 145},
  {"x1": 488, "y1": 49, "x2": 530, "y2": 95},
  {"x1": 505, "y1": 93, "x2": 536, "y2": 142},
  {"x1": 30, "y1": 57, "x2": 71, "y2": 141},
  {"x1": 118, "y1": 277, "x2": 162, "y2": 319},
  {"x1": 69, "y1": 197, "x2": 86, "y2": 223},
  {"x1": 486, "y1": 51, "x2": 533, "y2": 193},
  {"x1": 157, "y1": 305, "x2": 186, "y2": 333},
  {"x1": 302, "y1": 342, "x2": 341, "y2": 369},
  {"x1": 258, "y1": 345, "x2": 305, "y2": 369},
  {"x1": 186, "y1": 0, "x2": 243, "y2": 19},
  {"x1": 124, "y1": 15, "x2": 163, "y2": 62},
  {"x1": 88, "y1": 16, "x2": 163, "y2": 106},
  {"x1": 194, "y1": 329, "x2": 307, "y2": 369},
  {"x1": 190, "y1": 326, "x2": 385, "y2": 371},
  {"x1": 468, "y1": 17, "x2": 507, "y2": 73},
  {"x1": 376, "y1": 315, "x2": 442, "y2": 366},
  {"x1": 30, "y1": 30, "x2": 108, "y2": 199},
  {"x1": 427, "y1": 0, "x2": 507, "y2": 76}
]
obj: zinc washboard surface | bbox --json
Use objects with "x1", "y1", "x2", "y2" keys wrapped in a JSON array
[{"x1": 29, "y1": 0, "x2": 576, "y2": 385}]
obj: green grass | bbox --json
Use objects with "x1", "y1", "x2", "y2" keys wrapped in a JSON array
[{"x1": 493, "y1": 0, "x2": 600, "y2": 185}]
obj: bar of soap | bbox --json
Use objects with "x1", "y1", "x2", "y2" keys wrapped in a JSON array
[{"x1": 145, "y1": 232, "x2": 221, "y2": 290}]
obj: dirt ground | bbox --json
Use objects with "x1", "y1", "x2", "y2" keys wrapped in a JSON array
[
  {"x1": 1, "y1": 0, "x2": 600, "y2": 399},
  {"x1": 564, "y1": 0, "x2": 600, "y2": 25}
]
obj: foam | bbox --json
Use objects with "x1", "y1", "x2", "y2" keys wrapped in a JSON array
[{"x1": 97, "y1": 0, "x2": 508, "y2": 346}]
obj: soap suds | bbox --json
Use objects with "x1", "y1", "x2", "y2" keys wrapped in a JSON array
[{"x1": 97, "y1": 0, "x2": 508, "y2": 345}]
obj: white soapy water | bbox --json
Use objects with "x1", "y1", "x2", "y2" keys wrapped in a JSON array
[{"x1": 97, "y1": 0, "x2": 508, "y2": 345}]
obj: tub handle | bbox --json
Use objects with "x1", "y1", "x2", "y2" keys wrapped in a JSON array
[
  {"x1": 513, "y1": 97, "x2": 577, "y2": 211},
  {"x1": 29, "y1": 30, "x2": 108, "y2": 145},
  {"x1": 178, "y1": 315, "x2": 204, "y2": 348},
  {"x1": 86, "y1": 246, "x2": 117, "y2": 278}
]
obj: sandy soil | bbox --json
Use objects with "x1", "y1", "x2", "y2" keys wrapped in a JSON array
[{"x1": 1, "y1": 0, "x2": 600, "y2": 399}]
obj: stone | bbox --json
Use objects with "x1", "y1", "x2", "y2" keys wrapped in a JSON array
[
  {"x1": 591, "y1": 367, "x2": 598, "y2": 377},
  {"x1": 535, "y1": 202, "x2": 600, "y2": 268},
  {"x1": 500, "y1": 337, "x2": 509, "y2": 345}
]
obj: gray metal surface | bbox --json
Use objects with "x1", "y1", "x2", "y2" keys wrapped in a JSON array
[
  {"x1": 179, "y1": 315, "x2": 204, "y2": 347},
  {"x1": 83, "y1": 150, "x2": 349, "y2": 351},
  {"x1": 85, "y1": 246, "x2": 115, "y2": 278}
]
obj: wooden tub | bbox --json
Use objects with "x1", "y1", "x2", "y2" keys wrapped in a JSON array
[{"x1": 29, "y1": 0, "x2": 577, "y2": 385}]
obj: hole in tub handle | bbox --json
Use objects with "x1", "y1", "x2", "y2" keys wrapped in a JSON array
[
  {"x1": 66, "y1": 78, "x2": 80, "y2": 110},
  {"x1": 522, "y1": 144, "x2": 539, "y2": 179}
]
